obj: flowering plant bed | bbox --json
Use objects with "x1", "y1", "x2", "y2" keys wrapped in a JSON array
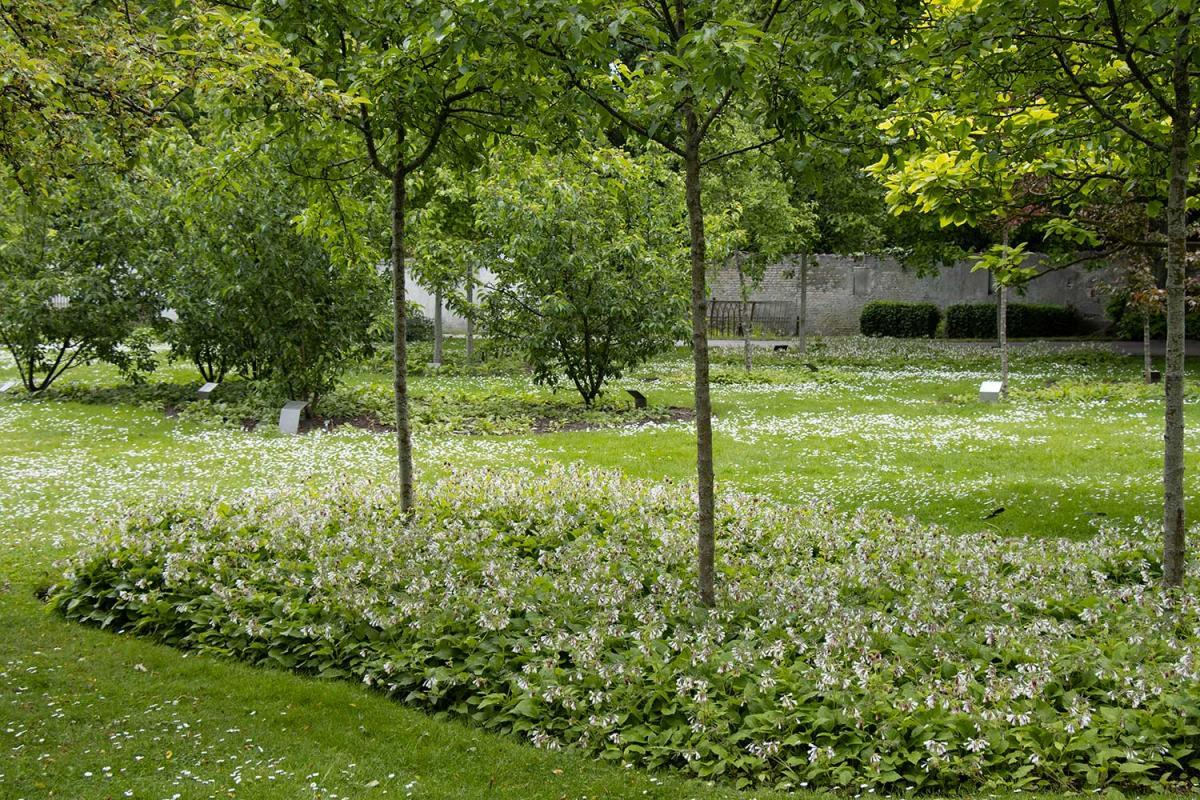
[{"x1": 50, "y1": 465, "x2": 1200, "y2": 793}]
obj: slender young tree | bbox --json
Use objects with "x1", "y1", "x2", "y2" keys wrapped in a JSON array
[
  {"x1": 912, "y1": 0, "x2": 1199, "y2": 587},
  {"x1": 242, "y1": 0, "x2": 523, "y2": 511},
  {"x1": 519, "y1": 0, "x2": 904, "y2": 605}
]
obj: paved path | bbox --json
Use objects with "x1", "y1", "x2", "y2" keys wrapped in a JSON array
[{"x1": 708, "y1": 338, "x2": 1200, "y2": 356}]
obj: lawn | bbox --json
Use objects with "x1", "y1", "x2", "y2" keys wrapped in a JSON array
[{"x1": 1, "y1": 338, "x2": 1195, "y2": 799}]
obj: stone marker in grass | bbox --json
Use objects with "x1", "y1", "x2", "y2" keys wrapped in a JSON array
[
  {"x1": 626, "y1": 389, "x2": 647, "y2": 409},
  {"x1": 197, "y1": 382, "x2": 219, "y2": 400},
  {"x1": 279, "y1": 400, "x2": 309, "y2": 435},
  {"x1": 0, "y1": 380, "x2": 17, "y2": 393},
  {"x1": 979, "y1": 380, "x2": 1003, "y2": 402}
]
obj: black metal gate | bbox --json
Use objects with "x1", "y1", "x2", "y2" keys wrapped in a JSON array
[{"x1": 708, "y1": 300, "x2": 797, "y2": 337}]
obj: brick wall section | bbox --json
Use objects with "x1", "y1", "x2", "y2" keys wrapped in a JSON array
[{"x1": 710, "y1": 254, "x2": 1117, "y2": 335}]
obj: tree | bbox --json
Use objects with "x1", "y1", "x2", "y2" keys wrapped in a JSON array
[
  {"x1": 0, "y1": 174, "x2": 157, "y2": 392},
  {"x1": 869, "y1": 97, "x2": 1115, "y2": 396},
  {"x1": 518, "y1": 0, "x2": 907, "y2": 605},
  {"x1": 410, "y1": 167, "x2": 487, "y2": 368},
  {"x1": 705, "y1": 147, "x2": 815, "y2": 369},
  {"x1": 153, "y1": 138, "x2": 382, "y2": 404},
  {"x1": 0, "y1": 0, "x2": 342, "y2": 387},
  {"x1": 905, "y1": 0, "x2": 1199, "y2": 587},
  {"x1": 472, "y1": 147, "x2": 687, "y2": 404},
  {"x1": 241, "y1": 0, "x2": 525, "y2": 511}
]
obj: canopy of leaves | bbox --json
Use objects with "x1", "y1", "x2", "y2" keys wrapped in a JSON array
[
  {"x1": 472, "y1": 146, "x2": 688, "y2": 404},
  {"x1": 0, "y1": 171, "x2": 158, "y2": 390}
]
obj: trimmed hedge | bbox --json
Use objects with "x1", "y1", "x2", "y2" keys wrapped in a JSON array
[
  {"x1": 859, "y1": 300, "x2": 941, "y2": 338},
  {"x1": 946, "y1": 302, "x2": 1084, "y2": 339}
]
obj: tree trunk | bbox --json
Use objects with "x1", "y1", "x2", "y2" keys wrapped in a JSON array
[
  {"x1": 433, "y1": 288, "x2": 443, "y2": 366},
  {"x1": 738, "y1": 263, "x2": 752, "y2": 372},
  {"x1": 1161, "y1": 22, "x2": 1190, "y2": 588},
  {"x1": 1144, "y1": 313, "x2": 1153, "y2": 384},
  {"x1": 999, "y1": 228, "x2": 1010, "y2": 398},
  {"x1": 464, "y1": 265, "x2": 475, "y2": 365},
  {"x1": 798, "y1": 251, "x2": 808, "y2": 355},
  {"x1": 684, "y1": 120, "x2": 716, "y2": 608},
  {"x1": 391, "y1": 162, "x2": 415, "y2": 513},
  {"x1": 999, "y1": 284, "x2": 1009, "y2": 397}
]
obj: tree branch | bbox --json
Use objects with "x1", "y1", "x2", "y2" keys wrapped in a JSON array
[
  {"x1": 1104, "y1": 0, "x2": 1177, "y2": 118},
  {"x1": 1052, "y1": 47, "x2": 1168, "y2": 153}
]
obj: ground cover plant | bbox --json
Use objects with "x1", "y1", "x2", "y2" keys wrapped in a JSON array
[
  {"x1": 49, "y1": 464, "x2": 1200, "y2": 793},
  {"x1": 4, "y1": 338, "x2": 1200, "y2": 799}
]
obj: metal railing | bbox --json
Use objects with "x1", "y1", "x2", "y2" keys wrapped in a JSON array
[{"x1": 708, "y1": 300, "x2": 798, "y2": 337}]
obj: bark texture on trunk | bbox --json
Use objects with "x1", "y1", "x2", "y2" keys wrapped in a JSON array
[
  {"x1": 999, "y1": 229, "x2": 1010, "y2": 398},
  {"x1": 738, "y1": 263, "x2": 752, "y2": 372},
  {"x1": 433, "y1": 288, "x2": 443, "y2": 366},
  {"x1": 1144, "y1": 313, "x2": 1153, "y2": 384},
  {"x1": 798, "y1": 251, "x2": 808, "y2": 354},
  {"x1": 684, "y1": 120, "x2": 716, "y2": 608},
  {"x1": 464, "y1": 266, "x2": 475, "y2": 365},
  {"x1": 391, "y1": 164, "x2": 414, "y2": 513},
  {"x1": 1161, "y1": 17, "x2": 1191, "y2": 588}
]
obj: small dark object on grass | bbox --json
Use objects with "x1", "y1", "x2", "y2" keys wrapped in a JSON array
[
  {"x1": 1150, "y1": 370, "x2": 1162, "y2": 384},
  {"x1": 804, "y1": 363, "x2": 819, "y2": 372},
  {"x1": 626, "y1": 389, "x2": 647, "y2": 409},
  {"x1": 984, "y1": 507, "x2": 1006, "y2": 520},
  {"x1": 773, "y1": 344, "x2": 788, "y2": 352}
]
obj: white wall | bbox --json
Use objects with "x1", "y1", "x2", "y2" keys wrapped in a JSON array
[{"x1": 407, "y1": 267, "x2": 496, "y2": 334}]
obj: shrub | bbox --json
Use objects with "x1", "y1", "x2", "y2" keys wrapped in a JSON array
[
  {"x1": 51, "y1": 466, "x2": 1200, "y2": 794},
  {"x1": 946, "y1": 302, "x2": 1085, "y2": 338},
  {"x1": 0, "y1": 175, "x2": 158, "y2": 392},
  {"x1": 859, "y1": 301, "x2": 941, "y2": 338},
  {"x1": 156, "y1": 152, "x2": 383, "y2": 402},
  {"x1": 1105, "y1": 293, "x2": 1200, "y2": 340},
  {"x1": 472, "y1": 147, "x2": 688, "y2": 405},
  {"x1": 405, "y1": 303, "x2": 435, "y2": 342}
]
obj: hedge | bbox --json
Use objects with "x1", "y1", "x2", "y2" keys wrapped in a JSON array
[
  {"x1": 945, "y1": 302, "x2": 1085, "y2": 339},
  {"x1": 859, "y1": 300, "x2": 941, "y2": 338}
]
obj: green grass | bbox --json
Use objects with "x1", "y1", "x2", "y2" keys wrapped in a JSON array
[{"x1": 1, "y1": 339, "x2": 1195, "y2": 799}]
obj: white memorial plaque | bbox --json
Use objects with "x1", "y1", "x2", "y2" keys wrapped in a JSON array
[
  {"x1": 278, "y1": 400, "x2": 309, "y2": 435},
  {"x1": 159, "y1": 308, "x2": 179, "y2": 323},
  {"x1": 197, "y1": 382, "x2": 219, "y2": 399},
  {"x1": 979, "y1": 380, "x2": 1003, "y2": 402},
  {"x1": 0, "y1": 380, "x2": 17, "y2": 393}
]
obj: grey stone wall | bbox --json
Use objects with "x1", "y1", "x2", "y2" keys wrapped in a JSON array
[{"x1": 710, "y1": 254, "x2": 1117, "y2": 335}]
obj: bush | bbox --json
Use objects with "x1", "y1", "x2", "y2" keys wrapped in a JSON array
[
  {"x1": 472, "y1": 147, "x2": 688, "y2": 405},
  {"x1": 1105, "y1": 293, "x2": 1200, "y2": 340},
  {"x1": 51, "y1": 466, "x2": 1200, "y2": 794},
  {"x1": 946, "y1": 302, "x2": 1085, "y2": 338},
  {"x1": 405, "y1": 303, "x2": 434, "y2": 342},
  {"x1": 859, "y1": 301, "x2": 941, "y2": 338},
  {"x1": 0, "y1": 175, "x2": 158, "y2": 392},
  {"x1": 156, "y1": 152, "x2": 383, "y2": 402}
]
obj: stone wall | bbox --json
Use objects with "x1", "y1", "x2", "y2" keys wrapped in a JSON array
[{"x1": 709, "y1": 254, "x2": 1117, "y2": 335}]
